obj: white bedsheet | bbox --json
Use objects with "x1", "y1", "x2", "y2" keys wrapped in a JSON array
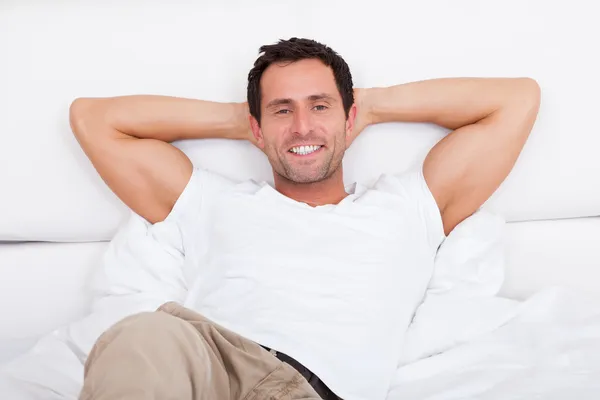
[{"x1": 388, "y1": 287, "x2": 600, "y2": 399}]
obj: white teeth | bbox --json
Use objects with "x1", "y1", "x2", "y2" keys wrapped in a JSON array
[{"x1": 290, "y1": 145, "x2": 321, "y2": 155}]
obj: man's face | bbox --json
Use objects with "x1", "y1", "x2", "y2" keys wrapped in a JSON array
[{"x1": 250, "y1": 59, "x2": 355, "y2": 184}]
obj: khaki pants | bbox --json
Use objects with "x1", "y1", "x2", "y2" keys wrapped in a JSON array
[{"x1": 79, "y1": 302, "x2": 322, "y2": 400}]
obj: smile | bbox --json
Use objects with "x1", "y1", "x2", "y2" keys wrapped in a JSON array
[{"x1": 288, "y1": 145, "x2": 323, "y2": 155}]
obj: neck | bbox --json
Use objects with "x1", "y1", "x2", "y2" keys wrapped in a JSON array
[{"x1": 273, "y1": 167, "x2": 348, "y2": 207}]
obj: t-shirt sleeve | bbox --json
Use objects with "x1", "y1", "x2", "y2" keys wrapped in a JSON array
[
  {"x1": 162, "y1": 167, "x2": 239, "y2": 253},
  {"x1": 373, "y1": 166, "x2": 446, "y2": 253}
]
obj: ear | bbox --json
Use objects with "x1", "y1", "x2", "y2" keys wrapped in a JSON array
[
  {"x1": 345, "y1": 103, "x2": 358, "y2": 146},
  {"x1": 249, "y1": 115, "x2": 265, "y2": 149}
]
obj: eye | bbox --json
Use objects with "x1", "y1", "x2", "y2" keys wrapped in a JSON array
[
  {"x1": 313, "y1": 105, "x2": 328, "y2": 111},
  {"x1": 276, "y1": 109, "x2": 291, "y2": 115}
]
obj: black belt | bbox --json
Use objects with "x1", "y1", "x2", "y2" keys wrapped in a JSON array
[{"x1": 260, "y1": 345, "x2": 342, "y2": 400}]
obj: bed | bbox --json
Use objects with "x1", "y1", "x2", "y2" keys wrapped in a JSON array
[{"x1": 1, "y1": 1, "x2": 599, "y2": 399}]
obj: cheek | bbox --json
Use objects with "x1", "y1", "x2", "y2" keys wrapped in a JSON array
[
  {"x1": 259, "y1": 125, "x2": 283, "y2": 150},
  {"x1": 324, "y1": 120, "x2": 346, "y2": 138},
  {"x1": 321, "y1": 114, "x2": 346, "y2": 135}
]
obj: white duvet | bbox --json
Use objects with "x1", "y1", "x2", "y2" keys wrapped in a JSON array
[
  {"x1": 1, "y1": 210, "x2": 600, "y2": 399},
  {"x1": 388, "y1": 288, "x2": 600, "y2": 399}
]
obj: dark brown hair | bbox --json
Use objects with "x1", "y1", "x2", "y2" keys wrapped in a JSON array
[{"x1": 247, "y1": 37, "x2": 354, "y2": 124}]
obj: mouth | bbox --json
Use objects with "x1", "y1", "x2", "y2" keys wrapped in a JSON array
[{"x1": 288, "y1": 145, "x2": 324, "y2": 156}]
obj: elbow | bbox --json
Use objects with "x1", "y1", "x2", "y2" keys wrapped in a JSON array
[
  {"x1": 69, "y1": 97, "x2": 93, "y2": 122},
  {"x1": 518, "y1": 77, "x2": 542, "y2": 108},
  {"x1": 503, "y1": 78, "x2": 541, "y2": 120},
  {"x1": 69, "y1": 97, "x2": 108, "y2": 139},
  {"x1": 69, "y1": 97, "x2": 93, "y2": 137}
]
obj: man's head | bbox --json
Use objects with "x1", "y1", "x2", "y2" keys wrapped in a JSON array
[{"x1": 247, "y1": 38, "x2": 356, "y2": 185}]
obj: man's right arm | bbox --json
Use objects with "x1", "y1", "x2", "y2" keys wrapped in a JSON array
[{"x1": 69, "y1": 95, "x2": 250, "y2": 224}]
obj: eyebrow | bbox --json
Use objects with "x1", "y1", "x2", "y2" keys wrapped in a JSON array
[
  {"x1": 265, "y1": 93, "x2": 337, "y2": 110},
  {"x1": 307, "y1": 93, "x2": 336, "y2": 102}
]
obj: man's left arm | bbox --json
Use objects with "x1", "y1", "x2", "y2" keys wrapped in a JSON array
[{"x1": 359, "y1": 77, "x2": 541, "y2": 235}]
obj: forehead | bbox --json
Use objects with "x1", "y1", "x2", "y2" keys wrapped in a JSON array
[{"x1": 260, "y1": 58, "x2": 339, "y2": 103}]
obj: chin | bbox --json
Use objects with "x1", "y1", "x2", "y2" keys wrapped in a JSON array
[
  {"x1": 289, "y1": 176, "x2": 324, "y2": 184},
  {"x1": 273, "y1": 152, "x2": 341, "y2": 184},
  {"x1": 286, "y1": 168, "x2": 334, "y2": 184}
]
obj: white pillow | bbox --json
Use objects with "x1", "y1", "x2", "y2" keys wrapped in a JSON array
[{"x1": 398, "y1": 210, "x2": 520, "y2": 365}]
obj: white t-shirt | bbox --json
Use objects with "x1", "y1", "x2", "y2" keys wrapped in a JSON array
[{"x1": 167, "y1": 167, "x2": 445, "y2": 400}]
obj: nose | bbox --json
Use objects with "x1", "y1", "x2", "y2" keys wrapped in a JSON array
[{"x1": 291, "y1": 107, "x2": 312, "y2": 136}]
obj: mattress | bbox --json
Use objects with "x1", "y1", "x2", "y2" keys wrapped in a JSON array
[
  {"x1": 0, "y1": 241, "x2": 108, "y2": 364},
  {"x1": 500, "y1": 216, "x2": 600, "y2": 300}
]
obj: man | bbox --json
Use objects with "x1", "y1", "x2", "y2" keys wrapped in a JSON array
[{"x1": 70, "y1": 38, "x2": 540, "y2": 400}]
